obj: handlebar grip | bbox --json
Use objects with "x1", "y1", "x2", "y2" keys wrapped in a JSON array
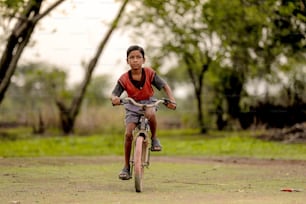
[
  {"x1": 162, "y1": 98, "x2": 176, "y2": 105},
  {"x1": 162, "y1": 98, "x2": 177, "y2": 110}
]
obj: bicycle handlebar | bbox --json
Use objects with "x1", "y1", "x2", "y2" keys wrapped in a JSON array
[
  {"x1": 112, "y1": 97, "x2": 176, "y2": 110},
  {"x1": 120, "y1": 97, "x2": 169, "y2": 108}
]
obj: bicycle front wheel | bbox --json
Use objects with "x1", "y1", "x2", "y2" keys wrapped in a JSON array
[{"x1": 134, "y1": 136, "x2": 145, "y2": 192}]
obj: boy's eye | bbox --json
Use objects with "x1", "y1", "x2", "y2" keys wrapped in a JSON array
[{"x1": 128, "y1": 56, "x2": 143, "y2": 60}]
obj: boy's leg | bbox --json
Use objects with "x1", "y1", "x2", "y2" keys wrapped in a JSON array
[
  {"x1": 145, "y1": 108, "x2": 162, "y2": 151},
  {"x1": 145, "y1": 108, "x2": 157, "y2": 138},
  {"x1": 124, "y1": 123, "x2": 136, "y2": 168},
  {"x1": 119, "y1": 122, "x2": 136, "y2": 180}
]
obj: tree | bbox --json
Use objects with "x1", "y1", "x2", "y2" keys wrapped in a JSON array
[
  {"x1": 123, "y1": 0, "x2": 212, "y2": 133},
  {"x1": 203, "y1": 0, "x2": 306, "y2": 126},
  {"x1": 272, "y1": 0, "x2": 306, "y2": 52},
  {"x1": 0, "y1": 0, "x2": 66, "y2": 105},
  {"x1": 83, "y1": 75, "x2": 111, "y2": 105},
  {"x1": 55, "y1": 0, "x2": 130, "y2": 134},
  {"x1": 124, "y1": 0, "x2": 306, "y2": 131},
  {"x1": 202, "y1": 0, "x2": 270, "y2": 122},
  {"x1": 3, "y1": 61, "x2": 68, "y2": 132}
]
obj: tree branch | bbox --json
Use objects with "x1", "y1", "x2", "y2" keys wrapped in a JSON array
[{"x1": 32, "y1": 0, "x2": 66, "y2": 23}]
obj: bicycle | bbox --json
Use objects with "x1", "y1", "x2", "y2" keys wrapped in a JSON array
[{"x1": 119, "y1": 97, "x2": 173, "y2": 192}]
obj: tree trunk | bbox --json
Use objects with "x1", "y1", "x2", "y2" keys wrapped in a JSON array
[
  {"x1": 0, "y1": 0, "x2": 66, "y2": 105},
  {"x1": 0, "y1": 0, "x2": 42, "y2": 104},
  {"x1": 195, "y1": 89, "x2": 207, "y2": 133},
  {"x1": 56, "y1": 0, "x2": 130, "y2": 134},
  {"x1": 56, "y1": 101, "x2": 74, "y2": 134},
  {"x1": 185, "y1": 54, "x2": 209, "y2": 134},
  {"x1": 224, "y1": 71, "x2": 243, "y2": 119}
]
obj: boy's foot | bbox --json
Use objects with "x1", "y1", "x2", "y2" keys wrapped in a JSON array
[
  {"x1": 118, "y1": 167, "x2": 131, "y2": 180},
  {"x1": 151, "y1": 138, "x2": 162, "y2": 151}
]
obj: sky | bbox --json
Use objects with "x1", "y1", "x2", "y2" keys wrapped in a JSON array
[
  {"x1": 22, "y1": 0, "x2": 135, "y2": 85},
  {"x1": 17, "y1": 0, "x2": 267, "y2": 98},
  {"x1": 17, "y1": 0, "x2": 306, "y2": 99},
  {"x1": 17, "y1": 0, "x2": 190, "y2": 98}
]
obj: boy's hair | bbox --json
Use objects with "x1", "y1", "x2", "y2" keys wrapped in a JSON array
[{"x1": 127, "y1": 45, "x2": 145, "y2": 58}]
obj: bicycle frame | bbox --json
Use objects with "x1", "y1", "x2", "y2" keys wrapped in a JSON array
[
  {"x1": 129, "y1": 113, "x2": 152, "y2": 174},
  {"x1": 118, "y1": 97, "x2": 171, "y2": 192},
  {"x1": 129, "y1": 114, "x2": 151, "y2": 192}
]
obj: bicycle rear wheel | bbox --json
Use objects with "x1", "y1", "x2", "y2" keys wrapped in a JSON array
[{"x1": 134, "y1": 136, "x2": 145, "y2": 192}]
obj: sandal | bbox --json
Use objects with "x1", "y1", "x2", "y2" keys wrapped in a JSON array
[
  {"x1": 151, "y1": 138, "x2": 162, "y2": 152},
  {"x1": 118, "y1": 167, "x2": 131, "y2": 180}
]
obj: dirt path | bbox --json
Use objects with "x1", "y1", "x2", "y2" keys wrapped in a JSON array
[
  {"x1": 1, "y1": 156, "x2": 305, "y2": 204},
  {"x1": 1, "y1": 155, "x2": 305, "y2": 166}
]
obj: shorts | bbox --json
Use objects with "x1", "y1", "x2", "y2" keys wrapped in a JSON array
[{"x1": 124, "y1": 98, "x2": 157, "y2": 124}]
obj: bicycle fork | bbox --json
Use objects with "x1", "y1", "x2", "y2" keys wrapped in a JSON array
[{"x1": 129, "y1": 116, "x2": 151, "y2": 177}]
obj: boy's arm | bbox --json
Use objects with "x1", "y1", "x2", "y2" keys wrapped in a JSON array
[
  {"x1": 111, "y1": 82, "x2": 124, "y2": 105},
  {"x1": 151, "y1": 74, "x2": 176, "y2": 109},
  {"x1": 162, "y1": 84, "x2": 176, "y2": 110},
  {"x1": 111, "y1": 94, "x2": 121, "y2": 105}
]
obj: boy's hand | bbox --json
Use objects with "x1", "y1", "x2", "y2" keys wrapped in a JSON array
[
  {"x1": 111, "y1": 96, "x2": 121, "y2": 106},
  {"x1": 166, "y1": 101, "x2": 176, "y2": 110}
]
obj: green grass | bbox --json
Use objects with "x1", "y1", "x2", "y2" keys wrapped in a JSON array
[{"x1": 0, "y1": 128, "x2": 305, "y2": 160}]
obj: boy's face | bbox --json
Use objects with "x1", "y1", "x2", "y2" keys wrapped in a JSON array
[{"x1": 127, "y1": 50, "x2": 145, "y2": 70}]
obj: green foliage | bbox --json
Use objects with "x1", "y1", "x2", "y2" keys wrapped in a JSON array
[
  {"x1": 7, "y1": 62, "x2": 68, "y2": 108},
  {"x1": 15, "y1": 62, "x2": 67, "y2": 95},
  {"x1": 161, "y1": 0, "x2": 306, "y2": 123},
  {"x1": 163, "y1": 64, "x2": 189, "y2": 90},
  {"x1": 0, "y1": 62, "x2": 70, "y2": 128},
  {"x1": 274, "y1": 0, "x2": 306, "y2": 51},
  {"x1": 1, "y1": 0, "x2": 305, "y2": 133},
  {"x1": 82, "y1": 74, "x2": 112, "y2": 105},
  {"x1": 0, "y1": 0, "x2": 35, "y2": 22},
  {"x1": 0, "y1": 0, "x2": 26, "y2": 10},
  {"x1": 204, "y1": 0, "x2": 273, "y2": 73}
]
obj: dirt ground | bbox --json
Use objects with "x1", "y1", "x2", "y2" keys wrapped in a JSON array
[{"x1": 1, "y1": 156, "x2": 305, "y2": 204}]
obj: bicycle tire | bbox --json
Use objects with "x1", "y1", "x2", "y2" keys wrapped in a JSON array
[{"x1": 134, "y1": 136, "x2": 145, "y2": 192}]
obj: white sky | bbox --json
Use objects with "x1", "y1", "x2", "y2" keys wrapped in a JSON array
[
  {"x1": 22, "y1": 0, "x2": 135, "y2": 85},
  {"x1": 18, "y1": 0, "x2": 187, "y2": 98}
]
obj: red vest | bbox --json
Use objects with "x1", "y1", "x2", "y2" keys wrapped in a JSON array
[{"x1": 118, "y1": 67, "x2": 155, "y2": 101}]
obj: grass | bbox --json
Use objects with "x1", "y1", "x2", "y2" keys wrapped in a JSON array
[
  {"x1": 0, "y1": 128, "x2": 306, "y2": 160},
  {"x1": 1, "y1": 128, "x2": 305, "y2": 204}
]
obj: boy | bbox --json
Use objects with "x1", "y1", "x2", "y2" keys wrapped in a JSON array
[{"x1": 111, "y1": 45, "x2": 176, "y2": 180}]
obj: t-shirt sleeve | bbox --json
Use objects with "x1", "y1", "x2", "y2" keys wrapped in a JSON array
[
  {"x1": 112, "y1": 82, "x2": 125, "y2": 96},
  {"x1": 152, "y1": 73, "x2": 166, "y2": 90}
]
